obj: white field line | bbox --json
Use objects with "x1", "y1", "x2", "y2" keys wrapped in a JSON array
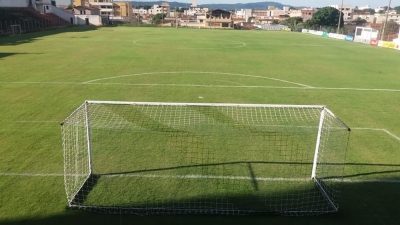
[
  {"x1": 1, "y1": 172, "x2": 399, "y2": 183},
  {"x1": 0, "y1": 173, "x2": 63, "y2": 177},
  {"x1": 102, "y1": 174, "x2": 309, "y2": 182},
  {"x1": 82, "y1": 71, "x2": 312, "y2": 87},
  {"x1": 2, "y1": 81, "x2": 400, "y2": 93},
  {"x1": 133, "y1": 40, "x2": 247, "y2": 49},
  {"x1": 353, "y1": 128, "x2": 400, "y2": 142},
  {"x1": 215, "y1": 79, "x2": 246, "y2": 86},
  {"x1": 15, "y1": 120, "x2": 59, "y2": 123}
]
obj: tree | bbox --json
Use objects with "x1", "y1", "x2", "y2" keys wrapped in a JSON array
[
  {"x1": 304, "y1": 19, "x2": 316, "y2": 29},
  {"x1": 280, "y1": 17, "x2": 303, "y2": 30},
  {"x1": 382, "y1": 20, "x2": 400, "y2": 40},
  {"x1": 309, "y1": 6, "x2": 344, "y2": 29},
  {"x1": 247, "y1": 17, "x2": 254, "y2": 23},
  {"x1": 363, "y1": 8, "x2": 376, "y2": 15},
  {"x1": 394, "y1": 6, "x2": 400, "y2": 14},
  {"x1": 152, "y1": 13, "x2": 166, "y2": 24},
  {"x1": 354, "y1": 17, "x2": 367, "y2": 25}
]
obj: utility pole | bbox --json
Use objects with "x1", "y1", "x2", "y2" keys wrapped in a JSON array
[
  {"x1": 337, "y1": 0, "x2": 344, "y2": 34},
  {"x1": 381, "y1": 0, "x2": 392, "y2": 41},
  {"x1": 175, "y1": 7, "x2": 178, "y2": 28}
]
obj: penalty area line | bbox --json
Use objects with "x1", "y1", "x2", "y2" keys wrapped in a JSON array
[
  {"x1": 82, "y1": 71, "x2": 312, "y2": 88},
  {"x1": 353, "y1": 128, "x2": 400, "y2": 142},
  {"x1": 0, "y1": 173, "x2": 63, "y2": 177}
]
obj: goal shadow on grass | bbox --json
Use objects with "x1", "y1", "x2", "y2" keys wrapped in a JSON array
[
  {"x1": 67, "y1": 160, "x2": 335, "y2": 215},
  {"x1": 1, "y1": 181, "x2": 400, "y2": 224},
  {"x1": 0, "y1": 26, "x2": 98, "y2": 46},
  {"x1": 0, "y1": 52, "x2": 42, "y2": 60}
]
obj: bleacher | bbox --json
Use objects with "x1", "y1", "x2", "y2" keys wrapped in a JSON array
[
  {"x1": 0, "y1": 7, "x2": 71, "y2": 35},
  {"x1": 259, "y1": 24, "x2": 289, "y2": 31}
]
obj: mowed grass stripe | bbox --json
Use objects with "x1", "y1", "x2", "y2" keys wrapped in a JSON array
[{"x1": 1, "y1": 26, "x2": 400, "y2": 223}]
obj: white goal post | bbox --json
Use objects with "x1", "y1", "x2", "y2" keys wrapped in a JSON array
[
  {"x1": 61, "y1": 101, "x2": 350, "y2": 215},
  {"x1": 9, "y1": 25, "x2": 21, "y2": 36}
]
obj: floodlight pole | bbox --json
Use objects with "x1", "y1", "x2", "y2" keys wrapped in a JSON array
[
  {"x1": 381, "y1": 0, "x2": 392, "y2": 41},
  {"x1": 337, "y1": 0, "x2": 344, "y2": 34}
]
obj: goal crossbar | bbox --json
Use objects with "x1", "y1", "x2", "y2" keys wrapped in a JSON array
[{"x1": 85, "y1": 100, "x2": 326, "y2": 109}]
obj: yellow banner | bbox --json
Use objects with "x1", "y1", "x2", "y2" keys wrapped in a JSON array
[{"x1": 381, "y1": 41, "x2": 396, "y2": 49}]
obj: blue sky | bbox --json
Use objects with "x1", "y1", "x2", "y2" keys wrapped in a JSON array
[{"x1": 159, "y1": 1, "x2": 399, "y2": 8}]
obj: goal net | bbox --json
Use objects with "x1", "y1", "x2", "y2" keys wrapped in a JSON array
[
  {"x1": 9, "y1": 25, "x2": 21, "y2": 36},
  {"x1": 61, "y1": 101, "x2": 350, "y2": 215}
]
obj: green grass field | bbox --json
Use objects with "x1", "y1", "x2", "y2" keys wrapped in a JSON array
[{"x1": 1, "y1": 26, "x2": 400, "y2": 224}]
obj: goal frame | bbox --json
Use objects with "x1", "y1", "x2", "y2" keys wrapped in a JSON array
[
  {"x1": 9, "y1": 25, "x2": 21, "y2": 36},
  {"x1": 61, "y1": 100, "x2": 351, "y2": 215}
]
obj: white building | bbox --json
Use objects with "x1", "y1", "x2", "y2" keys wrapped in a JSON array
[
  {"x1": 133, "y1": 8, "x2": 148, "y2": 15},
  {"x1": 235, "y1": 9, "x2": 252, "y2": 22},
  {"x1": 149, "y1": 3, "x2": 170, "y2": 16},
  {"x1": 329, "y1": 4, "x2": 353, "y2": 22},
  {"x1": 55, "y1": 0, "x2": 73, "y2": 8},
  {"x1": 89, "y1": 1, "x2": 114, "y2": 16}
]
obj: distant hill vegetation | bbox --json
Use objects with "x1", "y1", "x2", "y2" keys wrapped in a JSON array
[{"x1": 130, "y1": 1, "x2": 291, "y2": 10}]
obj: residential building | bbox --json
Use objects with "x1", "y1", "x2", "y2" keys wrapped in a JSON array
[
  {"x1": 289, "y1": 9, "x2": 302, "y2": 18},
  {"x1": 149, "y1": 3, "x2": 170, "y2": 17},
  {"x1": 114, "y1": 1, "x2": 132, "y2": 17},
  {"x1": 184, "y1": 7, "x2": 209, "y2": 16},
  {"x1": 72, "y1": 6, "x2": 100, "y2": 15},
  {"x1": 352, "y1": 10, "x2": 374, "y2": 23},
  {"x1": 73, "y1": 0, "x2": 85, "y2": 7},
  {"x1": 86, "y1": 0, "x2": 131, "y2": 18},
  {"x1": 197, "y1": 9, "x2": 232, "y2": 29},
  {"x1": 374, "y1": 13, "x2": 400, "y2": 24},
  {"x1": 87, "y1": 0, "x2": 114, "y2": 16},
  {"x1": 329, "y1": 4, "x2": 353, "y2": 22},
  {"x1": 301, "y1": 8, "x2": 317, "y2": 22},
  {"x1": 55, "y1": 0, "x2": 73, "y2": 8},
  {"x1": 235, "y1": 9, "x2": 252, "y2": 22},
  {"x1": 133, "y1": 8, "x2": 148, "y2": 16}
]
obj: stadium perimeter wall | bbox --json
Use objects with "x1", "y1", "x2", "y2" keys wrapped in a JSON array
[{"x1": 302, "y1": 29, "x2": 400, "y2": 51}]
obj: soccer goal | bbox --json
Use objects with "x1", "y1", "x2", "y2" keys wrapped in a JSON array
[
  {"x1": 9, "y1": 25, "x2": 21, "y2": 36},
  {"x1": 61, "y1": 101, "x2": 350, "y2": 215}
]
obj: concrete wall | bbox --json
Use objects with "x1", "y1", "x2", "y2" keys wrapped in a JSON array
[
  {"x1": 0, "y1": 0, "x2": 29, "y2": 7},
  {"x1": 55, "y1": 0, "x2": 72, "y2": 7},
  {"x1": 45, "y1": 5, "x2": 75, "y2": 23},
  {"x1": 75, "y1": 15, "x2": 102, "y2": 26}
]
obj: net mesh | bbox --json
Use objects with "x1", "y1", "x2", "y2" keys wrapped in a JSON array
[{"x1": 61, "y1": 102, "x2": 350, "y2": 215}]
